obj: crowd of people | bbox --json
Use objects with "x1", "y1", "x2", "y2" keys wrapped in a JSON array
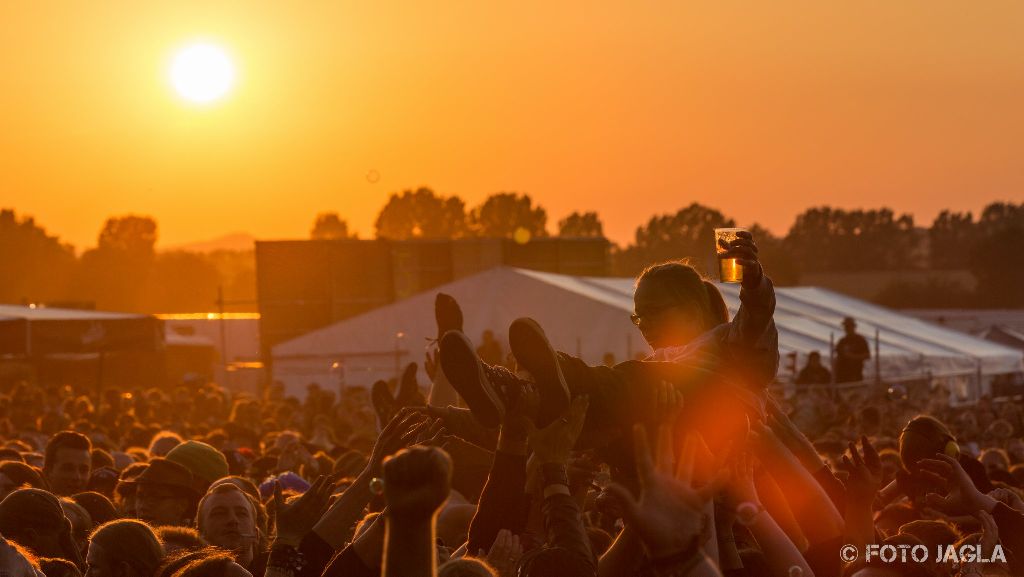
[{"x1": 0, "y1": 230, "x2": 1022, "y2": 577}]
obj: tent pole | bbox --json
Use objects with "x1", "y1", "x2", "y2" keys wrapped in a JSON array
[
  {"x1": 829, "y1": 332, "x2": 835, "y2": 385},
  {"x1": 976, "y1": 358, "x2": 983, "y2": 401},
  {"x1": 217, "y1": 285, "x2": 228, "y2": 387},
  {"x1": 875, "y1": 328, "x2": 881, "y2": 386}
]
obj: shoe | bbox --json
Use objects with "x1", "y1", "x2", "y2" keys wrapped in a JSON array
[
  {"x1": 435, "y1": 293, "x2": 464, "y2": 342},
  {"x1": 397, "y1": 362, "x2": 426, "y2": 406},
  {"x1": 508, "y1": 317, "x2": 571, "y2": 428},
  {"x1": 371, "y1": 380, "x2": 395, "y2": 426},
  {"x1": 439, "y1": 331, "x2": 505, "y2": 428}
]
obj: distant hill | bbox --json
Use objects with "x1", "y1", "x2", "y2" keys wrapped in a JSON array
[{"x1": 163, "y1": 232, "x2": 255, "y2": 253}]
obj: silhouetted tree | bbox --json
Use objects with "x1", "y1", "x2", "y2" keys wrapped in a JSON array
[
  {"x1": 874, "y1": 277, "x2": 977, "y2": 309},
  {"x1": 311, "y1": 213, "x2": 356, "y2": 240},
  {"x1": 784, "y1": 207, "x2": 917, "y2": 272},
  {"x1": 929, "y1": 211, "x2": 975, "y2": 269},
  {"x1": 470, "y1": 192, "x2": 548, "y2": 239},
  {"x1": 97, "y1": 215, "x2": 157, "y2": 256},
  {"x1": 748, "y1": 224, "x2": 800, "y2": 286},
  {"x1": 613, "y1": 203, "x2": 734, "y2": 276},
  {"x1": 75, "y1": 215, "x2": 159, "y2": 311},
  {"x1": 375, "y1": 188, "x2": 469, "y2": 239},
  {"x1": 0, "y1": 209, "x2": 76, "y2": 304},
  {"x1": 558, "y1": 211, "x2": 604, "y2": 238},
  {"x1": 970, "y1": 202, "x2": 1024, "y2": 307}
]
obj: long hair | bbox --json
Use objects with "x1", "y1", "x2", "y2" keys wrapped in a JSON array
[{"x1": 635, "y1": 260, "x2": 729, "y2": 330}]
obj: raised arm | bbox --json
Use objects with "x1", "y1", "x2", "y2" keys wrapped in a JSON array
[
  {"x1": 527, "y1": 396, "x2": 598, "y2": 574},
  {"x1": 840, "y1": 437, "x2": 883, "y2": 550},
  {"x1": 719, "y1": 231, "x2": 780, "y2": 389},
  {"x1": 382, "y1": 446, "x2": 453, "y2": 577},
  {"x1": 750, "y1": 423, "x2": 845, "y2": 545},
  {"x1": 726, "y1": 453, "x2": 814, "y2": 577},
  {"x1": 313, "y1": 410, "x2": 424, "y2": 549}
]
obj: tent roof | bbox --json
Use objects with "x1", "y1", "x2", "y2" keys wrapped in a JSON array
[
  {"x1": 0, "y1": 305, "x2": 161, "y2": 356},
  {"x1": 273, "y1": 267, "x2": 1023, "y2": 388},
  {"x1": 0, "y1": 305, "x2": 145, "y2": 321}
]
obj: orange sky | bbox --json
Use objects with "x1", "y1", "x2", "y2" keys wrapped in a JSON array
[{"x1": 2, "y1": 1, "x2": 1022, "y2": 250}]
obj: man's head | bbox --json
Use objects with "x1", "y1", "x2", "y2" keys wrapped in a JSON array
[
  {"x1": 0, "y1": 461, "x2": 47, "y2": 501},
  {"x1": 148, "y1": 431, "x2": 183, "y2": 457},
  {"x1": 166, "y1": 441, "x2": 229, "y2": 495},
  {"x1": 86, "y1": 519, "x2": 164, "y2": 577},
  {"x1": 133, "y1": 458, "x2": 199, "y2": 527},
  {"x1": 0, "y1": 488, "x2": 73, "y2": 560},
  {"x1": 842, "y1": 316, "x2": 857, "y2": 336},
  {"x1": 0, "y1": 536, "x2": 41, "y2": 577},
  {"x1": 807, "y1": 351, "x2": 822, "y2": 367},
  {"x1": 60, "y1": 498, "x2": 92, "y2": 558},
  {"x1": 44, "y1": 431, "x2": 92, "y2": 496},
  {"x1": 196, "y1": 484, "x2": 258, "y2": 559}
]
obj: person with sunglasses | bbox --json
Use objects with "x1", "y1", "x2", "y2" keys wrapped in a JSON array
[{"x1": 436, "y1": 231, "x2": 776, "y2": 455}]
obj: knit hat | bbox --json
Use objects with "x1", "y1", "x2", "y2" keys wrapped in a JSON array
[
  {"x1": 166, "y1": 441, "x2": 229, "y2": 493},
  {"x1": 0, "y1": 488, "x2": 68, "y2": 535}
]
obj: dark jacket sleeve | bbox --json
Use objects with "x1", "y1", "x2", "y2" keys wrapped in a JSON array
[
  {"x1": 297, "y1": 532, "x2": 337, "y2": 577},
  {"x1": 466, "y1": 451, "x2": 528, "y2": 553},
  {"x1": 542, "y1": 493, "x2": 597, "y2": 574},
  {"x1": 723, "y1": 275, "x2": 780, "y2": 390},
  {"x1": 991, "y1": 502, "x2": 1024, "y2": 576},
  {"x1": 321, "y1": 544, "x2": 377, "y2": 577}
]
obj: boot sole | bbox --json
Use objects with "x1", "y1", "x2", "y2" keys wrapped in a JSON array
[
  {"x1": 439, "y1": 331, "x2": 504, "y2": 428},
  {"x1": 508, "y1": 318, "x2": 570, "y2": 428}
]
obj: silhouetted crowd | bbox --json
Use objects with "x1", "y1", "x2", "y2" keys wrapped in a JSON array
[{"x1": 1, "y1": 231, "x2": 1022, "y2": 577}]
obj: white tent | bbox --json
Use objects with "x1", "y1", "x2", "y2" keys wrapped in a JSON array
[{"x1": 272, "y1": 267, "x2": 1024, "y2": 397}]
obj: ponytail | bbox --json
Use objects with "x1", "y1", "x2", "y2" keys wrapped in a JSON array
[{"x1": 703, "y1": 281, "x2": 729, "y2": 326}]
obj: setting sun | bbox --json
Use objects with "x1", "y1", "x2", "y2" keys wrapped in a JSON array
[{"x1": 170, "y1": 43, "x2": 235, "y2": 104}]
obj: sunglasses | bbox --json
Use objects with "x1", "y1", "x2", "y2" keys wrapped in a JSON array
[{"x1": 630, "y1": 302, "x2": 684, "y2": 327}]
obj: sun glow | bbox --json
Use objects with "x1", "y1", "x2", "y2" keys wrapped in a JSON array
[{"x1": 170, "y1": 43, "x2": 235, "y2": 103}]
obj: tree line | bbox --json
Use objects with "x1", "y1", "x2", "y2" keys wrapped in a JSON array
[{"x1": 1, "y1": 192, "x2": 1021, "y2": 312}]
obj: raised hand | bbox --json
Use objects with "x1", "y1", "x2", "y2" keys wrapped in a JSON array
[
  {"x1": 841, "y1": 436, "x2": 883, "y2": 501},
  {"x1": 525, "y1": 395, "x2": 589, "y2": 466},
  {"x1": 383, "y1": 445, "x2": 453, "y2": 520},
  {"x1": 725, "y1": 452, "x2": 761, "y2": 509},
  {"x1": 718, "y1": 230, "x2": 763, "y2": 288},
  {"x1": 273, "y1": 474, "x2": 336, "y2": 546},
  {"x1": 989, "y1": 487, "x2": 1024, "y2": 513},
  {"x1": 480, "y1": 529, "x2": 522, "y2": 577},
  {"x1": 607, "y1": 425, "x2": 721, "y2": 560},
  {"x1": 369, "y1": 410, "x2": 429, "y2": 474},
  {"x1": 918, "y1": 454, "x2": 997, "y2": 516}
]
